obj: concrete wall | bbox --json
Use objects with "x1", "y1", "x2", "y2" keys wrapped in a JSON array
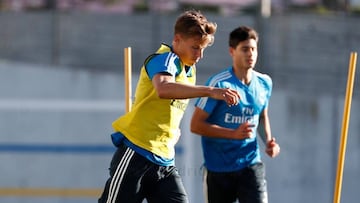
[
  {"x1": 1, "y1": 11, "x2": 359, "y2": 91},
  {"x1": 0, "y1": 11, "x2": 360, "y2": 203}
]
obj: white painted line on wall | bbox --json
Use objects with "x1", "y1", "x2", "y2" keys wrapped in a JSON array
[{"x1": 0, "y1": 99, "x2": 124, "y2": 112}]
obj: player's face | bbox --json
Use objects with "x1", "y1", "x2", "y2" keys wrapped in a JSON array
[
  {"x1": 230, "y1": 39, "x2": 258, "y2": 70},
  {"x1": 173, "y1": 34, "x2": 212, "y2": 66}
]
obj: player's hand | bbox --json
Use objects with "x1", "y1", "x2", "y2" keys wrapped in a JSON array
[
  {"x1": 212, "y1": 88, "x2": 240, "y2": 106},
  {"x1": 233, "y1": 121, "x2": 255, "y2": 139},
  {"x1": 265, "y1": 137, "x2": 280, "y2": 158}
]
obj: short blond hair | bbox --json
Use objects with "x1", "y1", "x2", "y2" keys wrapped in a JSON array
[{"x1": 174, "y1": 10, "x2": 217, "y2": 45}]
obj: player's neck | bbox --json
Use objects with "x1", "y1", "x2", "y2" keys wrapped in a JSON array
[{"x1": 233, "y1": 67, "x2": 252, "y2": 85}]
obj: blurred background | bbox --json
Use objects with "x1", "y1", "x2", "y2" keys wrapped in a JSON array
[{"x1": 0, "y1": 0, "x2": 360, "y2": 202}]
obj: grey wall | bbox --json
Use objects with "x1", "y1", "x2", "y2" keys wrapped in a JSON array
[
  {"x1": 0, "y1": 11, "x2": 360, "y2": 203},
  {"x1": 1, "y1": 11, "x2": 359, "y2": 91}
]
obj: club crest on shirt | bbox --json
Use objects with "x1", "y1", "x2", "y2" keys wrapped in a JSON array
[{"x1": 170, "y1": 99, "x2": 188, "y2": 111}]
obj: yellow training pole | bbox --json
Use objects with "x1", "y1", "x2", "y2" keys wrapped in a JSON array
[
  {"x1": 124, "y1": 47, "x2": 132, "y2": 113},
  {"x1": 333, "y1": 52, "x2": 357, "y2": 203}
]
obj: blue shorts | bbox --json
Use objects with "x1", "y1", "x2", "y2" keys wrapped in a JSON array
[
  {"x1": 204, "y1": 162, "x2": 268, "y2": 203},
  {"x1": 98, "y1": 142, "x2": 188, "y2": 203}
]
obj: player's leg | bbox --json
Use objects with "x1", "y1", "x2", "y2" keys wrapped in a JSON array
[
  {"x1": 204, "y1": 168, "x2": 237, "y2": 203},
  {"x1": 98, "y1": 144, "x2": 148, "y2": 203},
  {"x1": 237, "y1": 162, "x2": 268, "y2": 203},
  {"x1": 145, "y1": 165, "x2": 188, "y2": 203}
]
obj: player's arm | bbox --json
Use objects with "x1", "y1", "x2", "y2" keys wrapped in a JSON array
[
  {"x1": 258, "y1": 107, "x2": 272, "y2": 143},
  {"x1": 190, "y1": 107, "x2": 253, "y2": 139},
  {"x1": 259, "y1": 107, "x2": 280, "y2": 157},
  {"x1": 152, "y1": 73, "x2": 239, "y2": 105}
]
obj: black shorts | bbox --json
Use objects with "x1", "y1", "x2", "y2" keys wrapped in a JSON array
[
  {"x1": 98, "y1": 143, "x2": 188, "y2": 203},
  {"x1": 204, "y1": 163, "x2": 268, "y2": 203}
]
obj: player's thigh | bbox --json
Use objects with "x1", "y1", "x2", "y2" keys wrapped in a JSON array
[
  {"x1": 107, "y1": 146, "x2": 150, "y2": 203},
  {"x1": 238, "y1": 162, "x2": 268, "y2": 203},
  {"x1": 205, "y1": 170, "x2": 237, "y2": 203},
  {"x1": 147, "y1": 166, "x2": 188, "y2": 203}
]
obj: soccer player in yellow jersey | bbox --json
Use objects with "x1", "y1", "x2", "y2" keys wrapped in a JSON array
[{"x1": 98, "y1": 10, "x2": 240, "y2": 203}]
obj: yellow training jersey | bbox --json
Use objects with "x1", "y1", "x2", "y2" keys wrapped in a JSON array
[{"x1": 112, "y1": 44, "x2": 196, "y2": 159}]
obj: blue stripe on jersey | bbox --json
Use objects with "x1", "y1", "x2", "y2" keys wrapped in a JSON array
[
  {"x1": 207, "y1": 70, "x2": 233, "y2": 87},
  {"x1": 196, "y1": 69, "x2": 233, "y2": 111}
]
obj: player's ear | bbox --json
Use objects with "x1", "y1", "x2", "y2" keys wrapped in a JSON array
[
  {"x1": 229, "y1": 47, "x2": 235, "y2": 56},
  {"x1": 173, "y1": 34, "x2": 181, "y2": 44}
]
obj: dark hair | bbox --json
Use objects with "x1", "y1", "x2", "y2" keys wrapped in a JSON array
[
  {"x1": 229, "y1": 26, "x2": 258, "y2": 48},
  {"x1": 174, "y1": 10, "x2": 217, "y2": 45}
]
